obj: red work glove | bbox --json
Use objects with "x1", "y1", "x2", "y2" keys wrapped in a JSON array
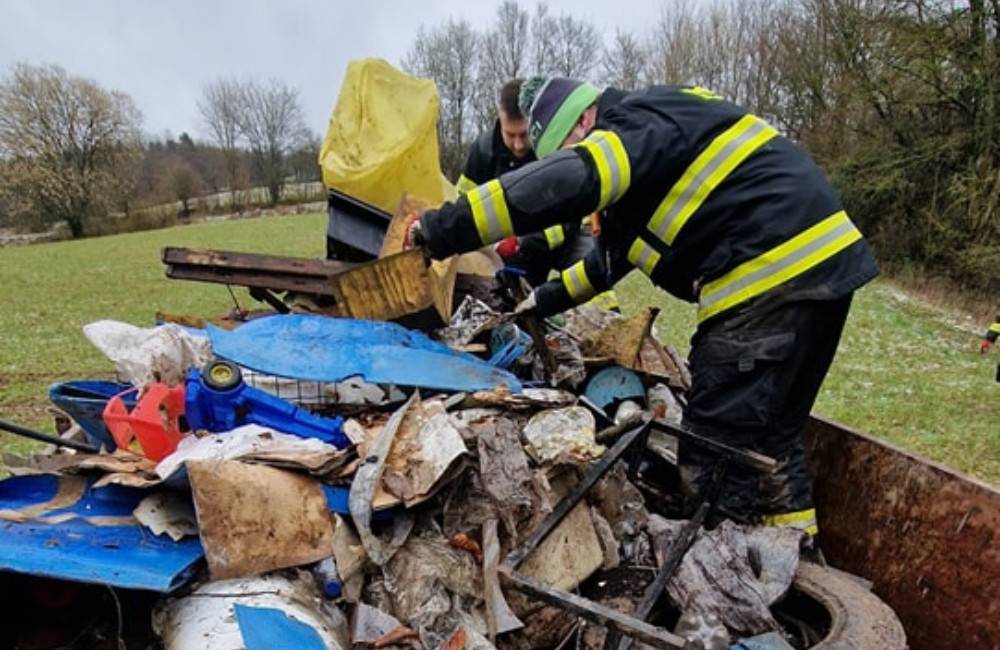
[
  {"x1": 982, "y1": 339, "x2": 993, "y2": 354},
  {"x1": 494, "y1": 236, "x2": 519, "y2": 259}
]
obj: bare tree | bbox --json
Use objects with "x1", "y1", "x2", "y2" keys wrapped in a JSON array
[
  {"x1": 531, "y1": 3, "x2": 559, "y2": 75},
  {"x1": 646, "y1": 0, "x2": 703, "y2": 86},
  {"x1": 475, "y1": 2, "x2": 532, "y2": 131},
  {"x1": 198, "y1": 78, "x2": 245, "y2": 208},
  {"x1": 0, "y1": 63, "x2": 142, "y2": 237},
  {"x1": 238, "y1": 79, "x2": 308, "y2": 205},
  {"x1": 404, "y1": 19, "x2": 479, "y2": 179},
  {"x1": 601, "y1": 30, "x2": 648, "y2": 89},
  {"x1": 549, "y1": 14, "x2": 602, "y2": 78}
]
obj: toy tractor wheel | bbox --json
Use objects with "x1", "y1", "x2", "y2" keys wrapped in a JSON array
[{"x1": 203, "y1": 360, "x2": 242, "y2": 391}]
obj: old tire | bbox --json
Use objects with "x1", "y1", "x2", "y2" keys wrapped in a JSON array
[
  {"x1": 794, "y1": 562, "x2": 907, "y2": 649},
  {"x1": 203, "y1": 359, "x2": 242, "y2": 391}
]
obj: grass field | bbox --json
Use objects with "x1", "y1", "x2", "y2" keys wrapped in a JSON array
[{"x1": 1, "y1": 212, "x2": 997, "y2": 483}]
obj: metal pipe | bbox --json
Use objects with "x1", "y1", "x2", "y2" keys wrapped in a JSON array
[{"x1": 0, "y1": 418, "x2": 100, "y2": 454}]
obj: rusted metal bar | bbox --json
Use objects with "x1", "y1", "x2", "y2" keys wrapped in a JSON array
[
  {"x1": 499, "y1": 570, "x2": 690, "y2": 650},
  {"x1": 497, "y1": 271, "x2": 557, "y2": 383},
  {"x1": 607, "y1": 502, "x2": 710, "y2": 650},
  {"x1": 649, "y1": 419, "x2": 777, "y2": 473},
  {"x1": 502, "y1": 420, "x2": 650, "y2": 572}
]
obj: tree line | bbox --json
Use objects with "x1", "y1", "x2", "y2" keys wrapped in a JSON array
[
  {"x1": 0, "y1": 64, "x2": 320, "y2": 238},
  {"x1": 405, "y1": 0, "x2": 999, "y2": 294}
]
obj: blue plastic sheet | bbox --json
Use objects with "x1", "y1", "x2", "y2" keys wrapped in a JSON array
[
  {"x1": 235, "y1": 604, "x2": 327, "y2": 650},
  {"x1": 0, "y1": 475, "x2": 203, "y2": 592},
  {"x1": 207, "y1": 315, "x2": 522, "y2": 393}
]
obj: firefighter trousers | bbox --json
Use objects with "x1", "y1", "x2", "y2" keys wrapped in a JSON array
[{"x1": 678, "y1": 294, "x2": 854, "y2": 530}]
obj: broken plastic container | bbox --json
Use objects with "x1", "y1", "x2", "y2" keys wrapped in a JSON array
[{"x1": 102, "y1": 384, "x2": 186, "y2": 461}]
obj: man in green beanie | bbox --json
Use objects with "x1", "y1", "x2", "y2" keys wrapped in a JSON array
[
  {"x1": 456, "y1": 79, "x2": 617, "y2": 309},
  {"x1": 407, "y1": 77, "x2": 879, "y2": 542}
]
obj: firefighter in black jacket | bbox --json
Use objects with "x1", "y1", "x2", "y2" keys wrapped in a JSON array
[
  {"x1": 457, "y1": 79, "x2": 617, "y2": 310},
  {"x1": 408, "y1": 76, "x2": 880, "y2": 538}
]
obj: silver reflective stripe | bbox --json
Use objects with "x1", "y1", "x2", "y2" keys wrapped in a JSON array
[
  {"x1": 475, "y1": 183, "x2": 505, "y2": 241},
  {"x1": 652, "y1": 119, "x2": 773, "y2": 241},
  {"x1": 700, "y1": 220, "x2": 858, "y2": 310},
  {"x1": 592, "y1": 134, "x2": 622, "y2": 200},
  {"x1": 634, "y1": 245, "x2": 657, "y2": 273}
]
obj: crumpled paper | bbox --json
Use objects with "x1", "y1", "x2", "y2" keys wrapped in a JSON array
[{"x1": 523, "y1": 406, "x2": 604, "y2": 464}]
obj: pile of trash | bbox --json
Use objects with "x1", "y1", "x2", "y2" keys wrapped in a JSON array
[{"x1": 0, "y1": 296, "x2": 808, "y2": 650}]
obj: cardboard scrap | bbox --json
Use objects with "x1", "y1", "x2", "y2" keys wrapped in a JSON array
[
  {"x1": 520, "y1": 470, "x2": 604, "y2": 592},
  {"x1": 582, "y1": 307, "x2": 657, "y2": 368},
  {"x1": 381, "y1": 399, "x2": 467, "y2": 507},
  {"x1": 187, "y1": 459, "x2": 334, "y2": 580}
]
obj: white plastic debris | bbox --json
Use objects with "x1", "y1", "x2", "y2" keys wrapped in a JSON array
[
  {"x1": 155, "y1": 424, "x2": 349, "y2": 480},
  {"x1": 133, "y1": 492, "x2": 198, "y2": 541},
  {"x1": 83, "y1": 320, "x2": 211, "y2": 387},
  {"x1": 523, "y1": 406, "x2": 604, "y2": 464},
  {"x1": 152, "y1": 573, "x2": 345, "y2": 650}
]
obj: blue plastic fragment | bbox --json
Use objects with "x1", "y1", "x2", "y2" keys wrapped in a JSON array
[
  {"x1": 323, "y1": 484, "x2": 392, "y2": 522},
  {"x1": 184, "y1": 368, "x2": 349, "y2": 448},
  {"x1": 0, "y1": 475, "x2": 203, "y2": 592},
  {"x1": 207, "y1": 315, "x2": 522, "y2": 393},
  {"x1": 584, "y1": 366, "x2": 647, "y2": 412},
  {"x1": 48, "y1": 380, "x2": 135, "y2": 450},
  {"x1": 235, "y1": 604, "x2": 327, "y2": 650}
]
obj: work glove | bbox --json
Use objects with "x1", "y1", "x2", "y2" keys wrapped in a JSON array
[
  {"x1": 513, "y1": 290, "x2": 537, "y2": 315},
  {"x1": 982, "y1": 339, "x2": 993, "y2": 354},
  {"x1": 494, "y1": 236, "x2": 520, "y2": 259},
  {"x1": 403, "y1": 212, "x2": 424, "y2": 250}
]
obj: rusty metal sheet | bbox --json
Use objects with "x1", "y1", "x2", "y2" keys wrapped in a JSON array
[{"x1": 803, "y1": 415, "x2": 1000, "y2": 649}]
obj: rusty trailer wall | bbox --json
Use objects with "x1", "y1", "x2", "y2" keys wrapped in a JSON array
[{"x1": 803, "y1": 416, "x2": 1000, "y2": 649}]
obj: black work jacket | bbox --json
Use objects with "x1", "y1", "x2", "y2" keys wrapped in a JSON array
[
  {"x1": 425, "y1": 87, "x2": 878, "y2": 326},
  {"x1": 458, "y1": 121, "x2": 580, "y2": 260}
]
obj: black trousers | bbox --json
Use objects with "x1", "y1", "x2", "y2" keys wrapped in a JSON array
[{"x1": 679, "y1": 294, "x2": 853, "y2": 524}]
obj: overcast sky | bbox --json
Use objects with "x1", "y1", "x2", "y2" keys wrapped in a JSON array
[{"x1": 0, "y1": 1, "x2": 663, "y2": 140}]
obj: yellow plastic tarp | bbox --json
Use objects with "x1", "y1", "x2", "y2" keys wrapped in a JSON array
[{"x1": 319, "y1": 58, "x2": 453, "y2": 213}]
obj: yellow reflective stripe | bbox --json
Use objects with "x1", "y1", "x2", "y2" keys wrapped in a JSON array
[
  {"x1": 561, "y1": 260, "x2": 596, "y2": 302},
  {"x1": 990, "y1": 323, "x2": 1000, "y2": 334},
  {"x1": 468, "y1": 179, "x2": 514, "y2": 245},
  {"x1": 681, "y1": 86, "x2": 722, "y2": 101},
  {"x1": 762, "y1": 509, "x2": 819, "y2": 536},
  {"x1": 587, "y1": 290, "x2": 620, "y2": 311},
  {"x1": 456, "y1": 174, "x2": 477, "y2": 195},
  {"x1": 544, "y1": 225, "x2": 566, "y2": 249},
  {"x1": 648, "y1": 114, "x2": 778, "y2": 245},
  {"x1": 575, "y1": 130, "x2": 631, "y2": 210},
  {"x1": 627, "y1": 238, "x2": 661, "y2": 276},
  {"x1": 698, "y1": 211, "x2": 862, "y2": 324}
]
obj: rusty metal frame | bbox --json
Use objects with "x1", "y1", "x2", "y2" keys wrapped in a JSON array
[
  {"x1": 500, "y1": 417, "x2": 777, "y2": 650},
  {"x1": 162, "y1": 247, "x2": 355, "y2": 296}
]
